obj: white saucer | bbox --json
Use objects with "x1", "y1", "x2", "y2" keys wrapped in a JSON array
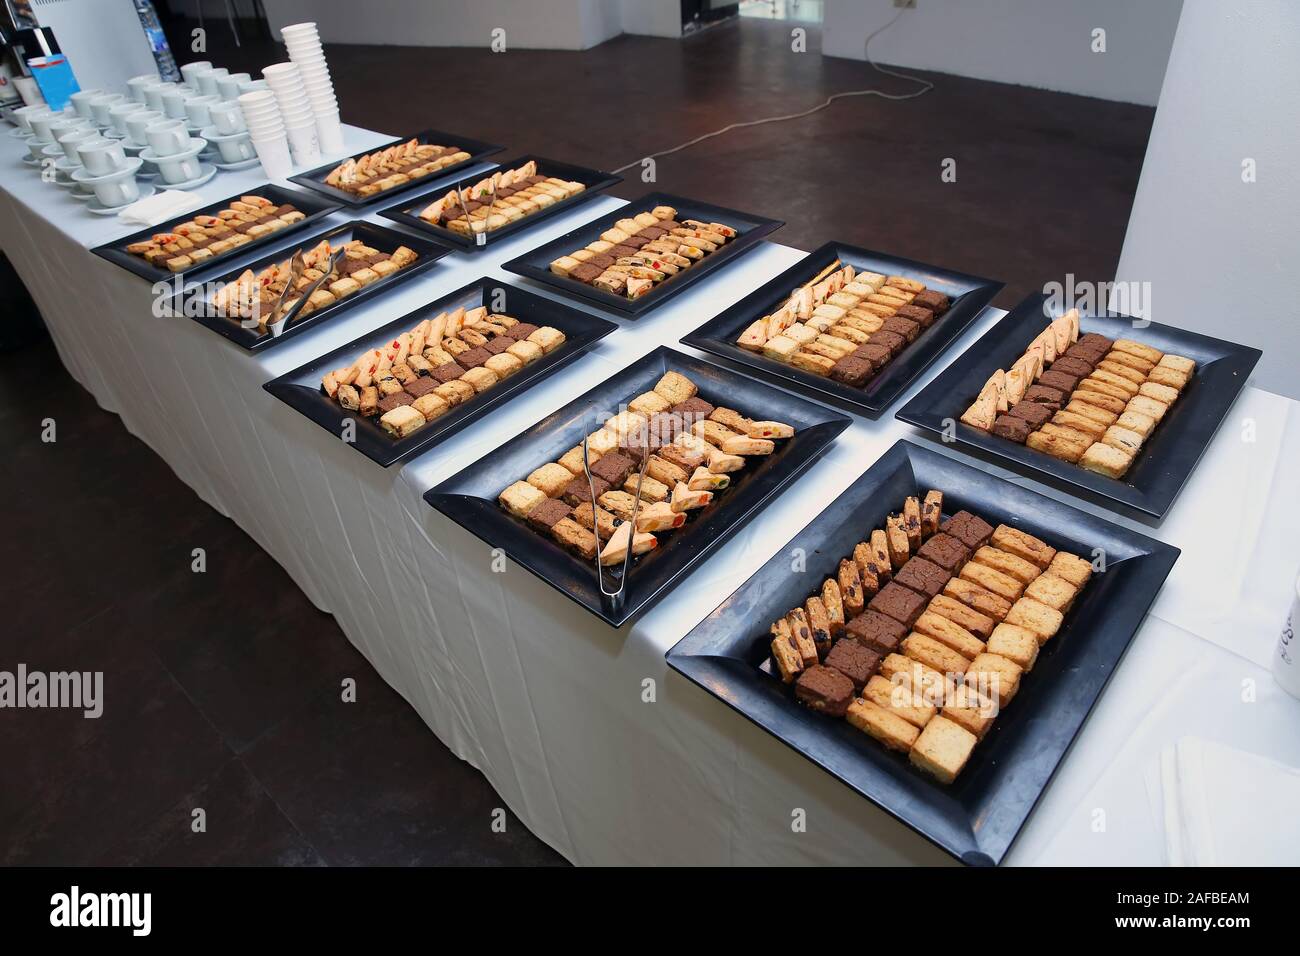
[
  {"x1": 150, "y1": 162, "x2": 217, "y2": 190},
  {"x1": 212, "y1": 156, "x2": 261, "y2": 171},
  {"x1": 70, "y1": 185, "x2": 94, "y2": 200},
  {"x1": 22, "y1": 155, "x2": 40, "y2": 167},
  {"x1": 72, "y1": 156, "x2": 145, "y2": 184},
  {"x1": 103, "y1": 128, "x2": 128, "y2": 140},
  {"x1": 10, "y1": 126, "x2": 32, "y2": 140},
  {"x1": 86, "y1": 182, "x2": 156, "y2": 215}
]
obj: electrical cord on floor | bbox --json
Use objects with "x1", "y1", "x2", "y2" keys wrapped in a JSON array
[{"x1": 612, "y1": 8, "x2": 932, "y2": 175}]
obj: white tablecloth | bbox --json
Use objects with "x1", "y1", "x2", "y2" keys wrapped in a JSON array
[{"x1": 4, "y1": 124, "x2": 1298, "y2": 866}]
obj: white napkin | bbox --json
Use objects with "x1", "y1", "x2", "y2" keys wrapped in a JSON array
[
  {"x1": 117, "y1": 189, "x2": 205, "y2": 227},
  {"x1": 1145, "y1": 736, "x2": 1300, "y2": 865}
]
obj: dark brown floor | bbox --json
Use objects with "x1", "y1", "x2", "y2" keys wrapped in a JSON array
[{"x1": 0, "y1": 16, "x2": 1154, "y2": 865}]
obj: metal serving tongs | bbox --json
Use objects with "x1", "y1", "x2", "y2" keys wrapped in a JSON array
[
  {"x1": 454, "y1": 172, "x2": 497, "y2": 249},
  {"x1": 243, "y1": 248, "x2": 305, "y2": 331},
  {"x1": 582, "y1": 407, "x2": 651, "y2": 619},
  {"x1": 268, "y1": 247, "x2": 346, "y2": 338}
]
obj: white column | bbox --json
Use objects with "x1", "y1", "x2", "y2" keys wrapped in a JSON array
[{"x1": 1114, "y1": 0, "x2": 1300, "y2": 399}]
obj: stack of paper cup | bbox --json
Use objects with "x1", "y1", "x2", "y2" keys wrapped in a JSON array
[
  {"x1": 262, "y1": 62, "x2": 320, "y2": 167},
  {"x1": 280, "y1": 22, "x2": 343, "y2": 154},
  {"x1": 238, "y1": 89, "x2": 292, "y2": 179}
]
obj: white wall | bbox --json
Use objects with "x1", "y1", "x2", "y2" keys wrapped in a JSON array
[
  {"x1": 619, "y1": 0, "x2": 683, "y2": 37},
  {"x1": 260, "y1": 0, "x2": 600, "y2": 50},
  {"x1": 822, "y1": 0, "x2": 1182, "y2": 106},
  {"x1": 259, "y1": 0, "x2": 649, "y2": 49},
  {"x1": 1114, "y1": 0, "x2": 1300, "y2": 399}
]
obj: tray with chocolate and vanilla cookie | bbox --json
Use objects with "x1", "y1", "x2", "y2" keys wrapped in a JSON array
[
  {"x1": 668, "y1": 439, "x2": 1180, "y2": 864},
  {"x1": 174, "y1": 220, "x2": 451, "y2": 353},
  {"x1": 91, "y1": 184, "x2": 342, "y2": 283},
  {"x1": 379, "y1": 155, "x2": 621, "y2": 252},
  {"x1": 265, "y1": 278, "x2": 616, "y2": 467},
  {"x1": 898, "y1": 292, "x2": 1261, "y2": 521},
  {"x1": 288, "y1": 128, "x2": 504, "y2": 207},
  {"x1": 682, "y1": 241, "x2": 1003, "y2": 418},
  {"x1": 426, "y1": 347, "x2": 850, "y2": 625},
  {"x1": 501, "y1": 192, "x2": 783, "y2": 317}
]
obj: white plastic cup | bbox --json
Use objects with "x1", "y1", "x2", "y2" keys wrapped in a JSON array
[
  {"x1": 316, "y1": 119, "x2": 344, "y2": 154},
  {"x1": 253, "y1": 133, "x2": 293, "y2": 179},
  {"x1": 1273, "y1": 573, "x2": 1300, "y2": 699}
]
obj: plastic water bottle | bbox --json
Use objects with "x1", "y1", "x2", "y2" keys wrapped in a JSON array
[
  {"x1": 1273, "y1": 571, "x2": 1300, "y2": 699},
  {"x1": 132, "y1": 0, "x2": 181, "y2": 82}
]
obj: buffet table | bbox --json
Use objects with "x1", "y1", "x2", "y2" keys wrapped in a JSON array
[{"x1": 3, "y1": 124, "x2": 1298, "y2": 865}]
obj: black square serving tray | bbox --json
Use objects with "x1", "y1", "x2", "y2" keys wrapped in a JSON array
[
  {"x1": 264, "y1": 278, "x2": 618, "y2": 468},
  {"x1": 896, "y1": 292, "x2": 1262, "y2": 521},
  {"x1": 171, "y1": 219, "x2": 451, "y2": 353},
  {"x1": 500, "y1": 192, "x2": 784, "y2": 318},
  {"x1": 377, "y1": 154, "x2": 621, "y2": 253},
  {"x1": 681, "y1": 241, "x2": 1003, "y2": 419},
  {"x1": 666, "y1": 439, "x2": 1179, "y2": 865},
  {"x1": 425, "y1": 346, "x2": 850, "y2": 626},
  {"x1": 287, "y1": 128, "x2": 505, "y2": 207},
  {"x1": 90, "y1": 183, "x2": 343, "y2": 284}
]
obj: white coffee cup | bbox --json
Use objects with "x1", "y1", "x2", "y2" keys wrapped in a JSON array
[
  {"x1": 125, "y1": 110, "x2": 165, "y2": 146},
  {"x1": 110, "y1": 101, "x2": 148, "y2": 135},
  {"x1": 69, "y1": 89, "x2": 106, "y2": 119},
  {"x1": 43, "y1": 117, "x2": 90, "y2": 146},
  {"x1": 217, "y1": 72, "x2": 251, "y2": 100},
  {"x1": 14, "y1": 104, "x2": 52, "y2": 132},
  {"x1": 143, "y1": 82, "x2": 175, "y2": 112},
  {"x1": 91, "y1": 168, "x2": 141, "y2": 208},
  {"x1": 57, "y1": 127, "x2": 98, "y2": 162},
  {"x1": 161, "y1": 86, "x2": 190, "y2": 119},
  {"x1": 184, "y1": 94, "x2": 221, "y2": 129},
  {"x1": 180, "y1": 60, "x2": 213, "y2": 86},
  {"x1": 157, "y1": 151, "x2": 203, "y2": 184},
  {"x1": 197, "y1": 67, "x2": 229, "y2": 97},
  {"x1": 89, "y1": 93, "x2": 126, "y2": 127},
  {"x1": 213, "y1": 131, "x2": 256, "y2": 163},
  {"x1": 208, "y1": 100, "x2": 246, "y2": 135},
  {"x1": 146, "y1": 118, "x2": 191, "y2": 156},
  {"x1": 126, "y1": 74, "x2": 158, "y2": 103},
  {"x1": 77, "y1": 136, "x2": 128, "y2": 174},
  {"x1": 1273, "y1": 572, "x2": 1300, "y2": 699}
]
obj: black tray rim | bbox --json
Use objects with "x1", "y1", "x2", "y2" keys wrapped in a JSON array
[
  {"x1": 499, "y1": 191, "x2": 785, "y2": 318},
  {"x1": 263, "y1": 277, "x2": 620, "y2": 468},
  {"x1": 286, "y1": 128, "x2": 506, "y2": 208},
  {"x1": 376, "y1": 153, "x2": 623, "y2": 253},
  {"x1": 680, "y1": 240, "x2": 1004, "y2": 420},
  {"x1": 424, "y1": 346, "x2": 852, "y2": 626},
  {"x1": 171, "y1": 218, "x2": 453, "y2": 353},
  {"x1": 895, "y1": 291, "x2": 1263, "y2": 521},
  {"x1": 89, "y1": 183, "x2": 344, "y2": 284},
  {"x1": 665, "y1": 438, "x2": 1180, "y2": 865}
]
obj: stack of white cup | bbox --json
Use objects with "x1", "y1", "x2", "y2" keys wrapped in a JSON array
[
  {"x1": 238, "y1": 89, "x2": 292, "y2": 179},
  {"x1": 262, "y1": 62, "x2": 320, "y2": 167},
  {"x1": 280, "y1": 22, "x2": 344, "y2": 154}
]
